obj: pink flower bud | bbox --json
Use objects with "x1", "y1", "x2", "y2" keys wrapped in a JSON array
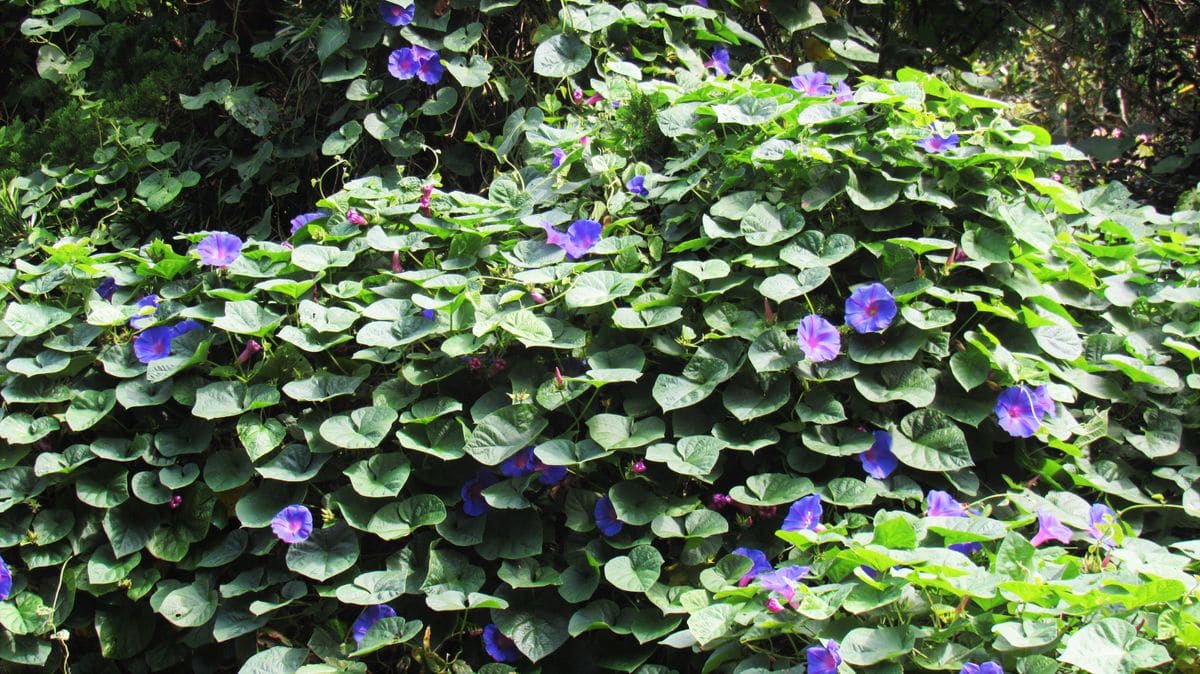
[
  {"x1": 766, "y1": 598, "x2": 785, "y2": 613},
  {"x1": 554, "y1": 366, "x2": 565, "y2": 389},
  {"x1": 1136, "y1": 133, "x2": 1150, "y2": 143},
  {"x1": 631, "y1": 459, "x2": 646, "y2": 474},
  {"x1": 572, "y1": 89, "x2": 584, "y2": 104},
  {"x1": 281, "y1": 241, "x2": 294, "y2": 250},
  {"x1": 346, "y1": 209, "x2": 367, "y2": 226},
  {"x1": 236, "y1": 339, "x2": 262, "y2": 364},
  {"x1": 392, "y1": 251, "x2": 403, "y2": 273},
  {"x1": 466, "y1": 356, "x2": 484, "y2": 371},
  {"x1": 1111, "y1": 128, "x2": 1123, "y2": 138},
  {"x1": 1051, "y1": 173, "x2": 1062, "y2": 182},
  {"x1": 530, "y1": 290, "x2": 547, "y2": 304},
  {"x1": 710, "y1": 493, "x2": 732, "y2": 509},
  {"x1": 585, "y1": 94, "x2": 603, "y2": 105},
  {"x1": 169, "y1": 495, "x2": 183, "y2": 510},
  {"x1": 580, "y1": 136, "x2": 589, "y2": 146}
]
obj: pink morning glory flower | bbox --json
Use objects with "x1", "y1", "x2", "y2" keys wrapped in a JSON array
[
  {"x1": 925, "y1": 490, "x2": 968, "y2": 518},
  {"x1": 346, "y1": 209, "x2": 368, "y2": 226},
  {"x1": 731, "y1": 548, "x2": 772, "y2": 586},
  {"x1": 1030, "y1": 509, "x2": 1073, "y2": 547},
  {"x1": 270, "y1": 505, "x2": 314, "y2": 544},
  {"x1": 845, "y1": 282, "x2": 897, "y2": 333},
  {"x1": 796, "y1": 314, "x2": 841, "y2": 363}
]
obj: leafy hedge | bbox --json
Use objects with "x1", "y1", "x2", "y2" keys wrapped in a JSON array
[{"x1": 2, "y1": 2, "x2": 1200, "y2": 674}]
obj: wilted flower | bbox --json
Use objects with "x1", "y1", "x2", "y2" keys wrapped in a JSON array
[
  {"x1": 995, "y1": 385, "x2": 1044, "y2": 438},
  {"x1": 572, "y1": 88, "x2": 584, "y2": 104},
  {"x1": 130, "y1": 295, "x2": 159, "y2": 330},
  {"x1": 392, "y1": 251, "x2": 403, "y2": 273},
  {"x1": 551, "y1": 148, "x2": 566, "y2": 168},
  {"x1": 236, "y1": 339, "x2": 262, "y2": 364},
  {"x1": 796, "y1": 314, "x2": 841, "y2": 363},
  {"x1": 960, "y1": 661, "x2": 1005, "y2": 674},
  {"x1": 925, "y1": 490, "x2": 968, "y2": 518},
  {"x1": 626, "y1": 175, "x2": 649, "y2": 197},
  {"x1": 807, "y1": 640, "x2": 842, "y2": 674},
  {"x1": 705, "y1": 47, "x2": 731, "y2": 75},
  {"x1": 346, "y1": 208, "x2": 368, "y2": 226},
  {"x1": 791, "y1": 72, "x2": 832, "y2": 96},
  {"x1": 418, "y1": 183, "x2": 434, "y2": 214},
  {"x1": 1030, "y1": 509, "x2": 1073, "y2": 547},
  {"x1": 461, "y1": 469, "x2": 498, "y2": 517},
  {"x1": 290, "y1": 211, "x2": 327, "y2": 235},
  {"x1": 270, "y1": 505, "x2": 314, "y2": 544},
  {"x1": 1088, "y1": 503, "x2": 1118, "y2": 547},
  {"x1": 133, "y1": 325, "x2": 176, "y2": 363},
  {"x1": 97, "y1": 277, "x2": 119, "y2": 301},
  {"x1": 352, "y1": 604, "x2": 397, "y2": 644},
  {"x1": 949, "y1": 541, "x2": 982, "y2": 556},
  {"x1": 845, "y1": 282, "x2": 897, "y2": 333},
  {"x1": 782, "y1": 495, "x2": 822, "y2": 532},
  {"x1": 388, "y1": 46, "x2": 443, "y2": 84},
  {"x1": 482, "y1": 624, "x2": 520, "y2": 663},
  {"x1": 379, "y1": 1, "x2": 414, "y2": 26},
  {"x1": 833, "y1": 79, "x2": 853, "y2": 103},
  {"x1": 585, "y1": 93, "x2": 603, "y2": 105},
  {"x1": 0, "y1": 555, "x2": 11, "y2": 600},
  {"x1": 917, "y1": 133, "x2": 960, "y2": 153},
  {"x1": 710, "y1": 493, "x2": 733, "y2": 509},
  {"x1": 594, "y1": 495, "x2": 622, "y2": 536},
  {"x1": 169, "y1": 494, "x2": 183, "y2": 510},
  {"x1": 197, "y1": 232, "x2": 243, "y2": 268},
  {"x1": 630, "y1": 459, "x2": 646, "y2": 474},
  {"x1": 542, "y1": 219, "x2": 601, "y2": 259},
  {"x1": 731, "y1": 548, "x2": 772, "y2": 586},
  {"x1": 466, "y1": 356, "x2": 484, "y2": 371},
  {"x1": 858, "y1": 430, "x2": 898, "y2": 479}
]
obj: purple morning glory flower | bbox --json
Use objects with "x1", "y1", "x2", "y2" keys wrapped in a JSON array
[
  {"x1": 422, "y1": 308, "x2": 436, "y2": 321},
  {"x1": 731, "y1": 548, "x2": 772, "y2": 587},
  {"x1": 949, "y1": 541, "x2": 983, "y2": 556},
  {"x1": 1088, "y1": 503, "x2": 1117, "y2": 547},
  {"x1": 0, "y1": 555, "x2": 11, "y2": 601},
  {"x1": 705, "y1": 47, "x2": 731, "y2": 75},
  {"x1": 696, "y1": 0, "x2": 708, "y2": 6},
  {"x1": 197, "y1": 232, "x2": 243, "y2": 268},
  {"x1": 961, "y1": 662, "x2": 1005, "y2": 674},
  {"x1": 542, "y1": 219, "x2": 601, "y2": 259},
  {"x1": 290, "y1": 211, "x2": 327, "y2": 235},
  {"x1": 461, "y1": 469, "x2": 498, "y2": 517},
  {"x1": 352, "y1": 604, "x2": 397, "y2": 644},
  {"x1": 594, "y1": 495, "x2": 623, "y2": 537},
  {"x1": 756, "y1": 564, "x2": 809, "y2": 604},
  {"x1": 995, "y1": 386, "x2": 1042, "y2": 438},
  {"x1": 482, "y1": 624, "x2": 520, "y2": 663},
  {"x1": 858, "y1": 430, "x2": 898, "y2": 479},
  {"x1": 551, "y1": 148, "x2": 566, "y2": 168},
  {"x1": 782, "y1": 494, "x2": 822, "y2": 532},
  {"x1": 133, "y1": 325, "x2": 176, "y2": 363},
  {"x1": 500, "y1": 447, "x2": 537, "y2": 478},
  {"x1": 531, "y1": 449, "x2": 567, "y2": 485},
  {"x1": 129, "y1": 295, "x2": 159, "y2": 330},
  {"x1": 806, "y1": 640, "x2": 841, "y2": 674},
  {"x1": 97, "y1": 277, "x2": 119, "y2": 301},
  {"x1": 791, "y1": 72, "x2": 833, "y2": 96},
  {"x1": 388, "y1": 46, "x2": 443, "y2": 85},
  {"x1": 379, "y1": 1, "x2": 414, "y2": 26},
  {"x1": 833, "y1": 80, "x2": 853, "y2": 103},
  {"x1": 917, "y1": 133, "x2": 960, "y2": 153},
  {"x1": 270, "y1": 505, "x2": 314, "y2": 544},
  {"x1": 845, "y1": 282, "x2": 897, "y2": 334},
  {"x1": 1030, "y1": 509, "x2": 1073, "y2": 547},
  {"x1": 171, "y1": 319, "x2": 204, "y2": 339},
  {"x1": 1031, "y1": 384, "x2": 1055, "y2": 420},
  {"x1": 796, "y1": 314, "x2": 841, "y2": 363},
  {"x1": 626, "y1": 175, "x2": 649, "y2": 197},
  {"x1": 925, "y1": 490, "x2": 968, "y2": 518}
]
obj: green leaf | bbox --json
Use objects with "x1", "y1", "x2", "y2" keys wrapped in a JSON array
[
  {"x1": 1058, "y1": 618, "x2": 1170, "y2": 674},
  {"x1": 461, "y1": 405, "x2": 547, "y2": 465},
  {"x1": 608, "y1": 481, "x2": 667, "y2": 526},
  {"x1": 565, "y1": 271, "x2": 638, "y2": 308},
  {"x1": 282, "y1": 371, "x2": 364, "y2": 402},
  {"x1": 445, "y1": 54, "x2": 493, "y2": 87},
  {"x1": 319, "y1": 406, "x2": 398, "y2": 449},
  {"x1": 193, "y1": 381, "x2": 280, "y2": 419},
  {"x1": 0, "y1": 414, "x2": 59, "y2": 445},
  {"x1": 212, "y1": 300, "x2": 284, "y2": 337},
  {"x1": 853, "y1": 363, "x2": 936, "y2": 408},
  {"x1": 892, "y1": 409, "x2": 974, "y2": 472},
  {"x1": 839, "y1": 626, "x2": 916, "y2": 666},
  {"x1": 345, "y1": 453, "x2": 411, "y2": 498},
  {"x1": 729, "y1": 473, "x2": 815, "y2": 506},
  {"x1": 645, "y1": 436, "x2": 725, "y2": 477},
  {"x1": 237, "y1": 415, "x2": 287, "y2": 461},
  {"x1": 316, "y1": 17, "x2": 349, "y2": 62},
  {"x1": 368, "y1": 494, "x2": 446, "y2": 540},
  {"x1": 238, "y1": 646, "x2": 310, "y2": 674},
  {"x1": 533, "y1": 34, "x2": 591, "y2": 77},
  {"x1": 949, "y1": 350, "x2": 990, "y2": 391},
  {"x1": 291, "y1": 245, "x2": 356, "y2": 272},
  {"x1": 158, "y1": 579, "x2": 218, "y2": 627},
  {"x1": 4, "y1": 303, "x2": 71, "y2": 337},
  {"x1": 604, "y1": 545, "x2": 663, "y2": 593},
  {"x1": 1033, "y1": 324, "x2": 1084, "y2": 361},
  {"x1": 286, "y1": 524, "x2": 360, "y2": 581},
  {"x1": 493, "y1": 610, "x2": 569, "y2": 663}
]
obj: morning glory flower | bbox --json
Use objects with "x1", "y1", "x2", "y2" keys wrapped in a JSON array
[
  {"x1": 197, "y1": 232, "x2": 243, "y2": 268},
  {"x1": 845, "y1": 282, "x2": 898, "y2": 333},
  {"x1": 388, "y1": 46, "x2": 444, "y2": 84},
  {"x1": 949, "y1": 541, "x2": 983, "y2": 556},
  {"x1": 0, "y1": 555, "x2": 11, "y2": 600},
  {"x1": 807, "y1": 640, "x2": 841, "y2": 674},
  {"x1": 626, "y1": 175, "x2": 649, "y2": 197},
  {"x1": 351, "y1": 604, "x2": 397, "y2": 644},
  {"x1": 782, "y1": 494, "x2": 822, "y2": 532},
  {"x1": 346, "y1": 209, "x2": 368, "y2": 226},
  {"x1": 705, "y1": 47, "x2": 731, "y2": 75},
  {"x1": 133, "y1": 325, "x2": 176, "y2": 363},
  {"x1": 500, "y1": 446, "x2": 537, "y2": 478},
  {"x1": 531, "y1": 451, "x2": 567, "y2": 485},
  {"x1": 765, "y1": 597, "x2": 784, "y2": 613},
  {"x1": 917, "y1": 132, "x2": 960, "y2": 153},
  {"x1": 1088, "y1": 503, "x2": 1118, "y2": 547},
  {"x1": 461, "y1": 469, "x2": 498, "y2": 517},
  {"x1": 995, "y1": 386, "x2": 1042, "y2": 438},
  {"x1": 236, "y1": 339, "x2": 262, "y2": 364},
  {"x1": 551, "y1": 148, "x2": 566, "y2": 168},
  {"x1": 1031, "y1": 384, "x2": 1055, "y2": 420},
  {"x1": 731, "y1": 548, "x2": 773, "y2": 587},
  {"x1": 542, "y1": 219, "x2": 601, "y2": 259},
  {"x1": 270, "y1": 505, "x2": 314, "y2": 544},
  {"x1": 290, "y1": 211, "x2": 327, "y2": 234},
  {"x1": 379, "y1": 1, "x2": 414, "y2": 26},
  {"x1": 756, "y1": 565, "x2": 809, "y2": 604},
  {"x1": 858, "y1": 430, "x2": 898, "y2": 479},
  {"x1": 97, "y1": 277, "x2": 119, "y2": 301},
  {"x1": 960, "y1": 661, "x2": 1005, "y2": 674},
  {"x1": 171, "y1": 319, "x2": 204, "y2": 338},
  {"x1": 130, "y1": 295, "x2": 159, "y2": 330},
  {"x1": 796, "y1": 314, "x2": 841, "y2": 363},
  {"x1": 791, "y1": 72, "x2": 833, "y2": 96},
  {"x1": 1030, "y1": 509, "x2": 1073, "y2": 547},
  {"x1": 833, "y1": 80, "x2": 853, "y2": 103},
  {"x1": 594, "y1": 495, "x2": 623, "y2": 537},
  {"x1": 925, "y1": 490, "x2": 968, "y2": 518},
  {"x1": 482, "y1": 624, "x2": 520, "y2": 663},
  {"x1": 422, "y1": 308, "x2": 436, "y2": 321}
]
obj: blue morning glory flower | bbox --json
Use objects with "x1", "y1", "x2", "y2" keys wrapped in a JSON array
[
  {"x1": 960, "y1": 661, "x2": 1005, "y2": 674},
  {"x1": 461, "y1": 469, "x2": 498, "y2": 517},
  {"x1": 129, "y1": 295, "x2": 159, "y2": 330},
  {"x1": 133, "y1": 325, "x2": 176, "y2": 363},
  {"x1": 949, "y1": 541, "x2": 982, "y2": 556},
  {"x1": 482, "y1": 624, "x2": 520, "y2": 663},
  {"x1": 796, "y1": 314, "x2": 841, "y2": 363},
  {"x1": 995, "y1": 385, "x2": 1042, "y2": 438},
  {"x1": 858, "y1": 430, "x2": 898, "y2": 479},
  {"x1": 290, "y1": 211, "x2": 327, "y2": 235},
  {"x1": 1030, "y1": 509, "x2": 1073, "y2": 547},
  {"x1": 917, "y1": 133, "x2": 959, "y2": 153},
  {"x1": 171, "y1": 319, "x2": 204, "y2": 339},
  {"x1": 351, "y1": 604, "x2": 397, "y2": 644},
  {"x1": 379, "y1": 1, "x2": 414, "y2": 26},
  {"x1": 97, "y1": 277, "x2": 119, "y2": 301},
  {"x1": 270, "y1": 505, "x2": 314, "y2": 544},
  {"x1": 791, "y1": 72, "x2": 833, "y2": 96},
  {"x1": 844, "y1": 282, "x2": 897, "y2": 333},
  {"x1": 782, "y1": 494, "x2": 822, "y2": 532},
  {"x1": 626, "y1": 175, "x2": 649, "y2": 197},
  {"x1": 542, "y1": 219, "x2": 601, "y2": 259},
  {"x1": 1088, "y1": 503, "x2": 1117, "y2": 547},
  {"x1": 197, "y1": 232, "x2": 243, "y2": 267},
  {"x1": 1031, "y1": 384, "x2": 1055, "y2": 420},
  {"x1": 500, "y1": 447, "x2": 537, "y2": 478},
  {"x1": 594, "y1": 495, "x2": 623, "y2": 537},
  {"x1": 705, "y1": 47, "x2": 731, "y2": 75},
  {"x1": 531, "y1": 449, "x2": 567, "y2": 485},
  {"x1": 388, "y1": 46, "x2": 443, "y2": 84},
  {"x1": 421, "y1": 308, "x2": 436, "y2": 321},
  {"x1": 551, "y1": 148, "x2": 566, "y2": 168},
  {"x1": 806, "y1": 640, "x2": 841, "y2": 674},
  {"x1": 731, "y1": 547, "x2": 772, "y2": 587},
  {"x1": 925, "y1": 490, "x2": 967, "y2": 518},
  {"x1": 756, "y1": 564, "x2": 809, "y2": 604},
  {"x1": 0, "y1": 555, "x2": 11, "y2": 600}
]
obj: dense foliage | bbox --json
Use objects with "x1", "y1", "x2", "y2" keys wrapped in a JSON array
[{"x1": 2, "y1": 1, "x2": 1200, "y2": 673}]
